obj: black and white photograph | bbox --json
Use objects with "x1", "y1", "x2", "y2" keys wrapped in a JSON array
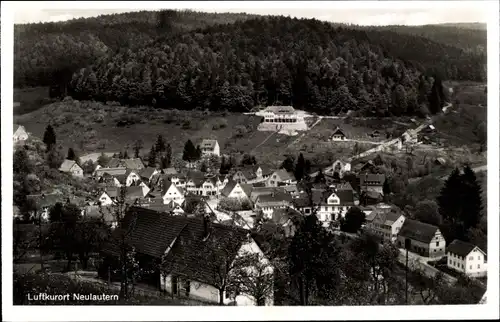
[{"x1": 2, "y1": 1, "x2": 499, "y2": 320}]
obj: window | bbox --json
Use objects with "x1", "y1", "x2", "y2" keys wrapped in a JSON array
[
  {"x1": 470, "y1": 265, "x2": 472, "y2": 270},
  {"x1": 478, "y1": 264, "x2": 480, "y2": 269},
  {"x1": 478, "y1": 256, "x2": 481, "y2": 260},
  {"x1": 183, "y1": 280, "x2": 191, "y2": 297},
  {"x1": 436, "y1": 241, "x2": 440, "y2": 247},
  {"x1": 469, "y1": 256, "x2": 474, "y2": 260}
]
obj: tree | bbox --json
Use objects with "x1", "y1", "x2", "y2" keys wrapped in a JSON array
[
  {"x1": 229, "y1": 253, "x2": 274, "y2": 306},
  {"x1": 81, "y1": 160, "x2": 96, "y2": 175},
  {"x1": 314, "y1": 168, "x2": 326, "y2": 184},
  {"x1": 48, "y1": 202, "x2": 81, "y2": 271},
  {"x1": 353, "y1": 142, "x2": 360, "y2": 157},
  {"x1": 97, "y1": 152, "x2": 111, "y2": 167},
  {"x1": 195, "y1": 145, "x2": 202, "y2": 161},
  {"x1": 437, "y1": 168, "x2": 462, "y2": 225},
  {"x1": 414, "y1": 200, "x2": 442, "y2": 226},
  {"x1": 200, "y1": 161, "x2": 208, "y2": 173},
  {"x1": 340, "y1": 207, "x2": 366, "y2": 233},
  {"x1": 294, "y1": 153, "x2": 305, "y2": 182},
  {"x1": 460, "y1": 165, "x2": 482, "y2": 234},
  {"x1": 288, "y1": 215, "x2": 341, "y2": 305},
  {"x1": 46, "y1": 146, "x2": 64, "y2": 169},
  {"x1": 133, "y1": 139, "x2": 143, "y2": 158},
  {"x1": 13, "y1": 149, "x2": 32, "y2": 175},
  {"x1": 241, "y1": 154, "x2": 257, "y2": 166},
  {"x1": 75, "y1": 216, "x2": 110, "y2": 269},
  {"x1": 67, "y1": 148, "x2": 76, "y2": 161},
  {"x1": 147, "y1": 145, "x2": 157, "y2": 168},
  {"x1": 155, "y1": 134, "x2": 166, "y2": 153},
  {"x1": 165, "y1": 144, "x2": 172, "y2": 168},
  {"x1": 428, "y1": 75, "x2": 444, "y2": 114},
  {"x1": 382, "y1": 178, "x2": 391, "y2": 196},
  {"x1": 182, "y1": 140, "x2": 197, "y2": 163},
  {"x1": 281, "y1": 155, "x2": 295, "y2": 173},
  {"x1": 43, "y1": 124, "x2": 56, "y2": 151},
  {"x1": 159, "y1": 155, "x2": 169, "y2": 169},
  {"x1": 409, "y1": 268, "x2": 446, "y2": 304},
  {"x1": 472, "y1": 121, "x2": 486, "y2": 153}
]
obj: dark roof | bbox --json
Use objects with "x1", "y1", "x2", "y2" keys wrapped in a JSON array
[
  {"x1": 335, "y1": 189, "x2": 355, "y2": 205},
  {"x1": 59, "y1": 159, "x2": 80, "y2": 172},
  {"x1": 107, "y1": 158, "x2": 121, "y2": 168},
  {"x1": 399, "y1": 219, "x2": 440, "y2": 244},
  {"x1": 254, "y1": 164, "x2": 274, "y2": 176},
  {"x1": 140, "y1": 167, "x2": 157, "y2": 179},
  {"x1": 123, "y1": 158, "x2": 145, "y2": 170},
  {"x1": 332, "y1": 127, "x2": 346, "y2": 137},
  {"x1": 256, "y1": 190, "x2": 293, "y2": 205},
  {"x1": 220, "y1": 180, "x2": 238, "y2": 197},
  {"x1": 447, "y1": 239, "x2": 484, "y2": 257},
  {"x1": 95, "y1": 167, "x2": 127, "y2": 177}
]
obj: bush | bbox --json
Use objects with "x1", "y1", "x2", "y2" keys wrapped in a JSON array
[{"x1": 218, "y1": 197, "x2": 247, "y2": 212}]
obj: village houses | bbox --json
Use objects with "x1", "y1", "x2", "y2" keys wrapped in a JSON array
[
  {"x1": 331, "y1": 127, "x2": 347, "y2": 141},
  {"x1": 220, "y1": 180, "x2": 253, "y2": 200},
  {"x1": 161, "y1": 180, "x2": 186, "y2": 206},
  {"x1": 325, "y1": 159, "x2": 352, "y2": 178},
  {"x1": 254, "y1": 190, "x2": 293, "y2": 219},
  {"x1": 446, "y1": 240, "x2": 487, "y2": 277}
]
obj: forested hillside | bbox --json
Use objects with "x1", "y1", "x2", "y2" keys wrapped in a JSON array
[
  {"x1": 370, "y1": 24, "x2": 486, "y2": 54},
  {"x1": 14, "y1": 10, "x2": 256, "y2": 88},
  {"x1": 15, "y1": 11, "x2": 486, "y2": 117}
]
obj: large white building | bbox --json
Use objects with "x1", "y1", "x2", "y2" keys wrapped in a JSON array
[
  {"x1": 446, "y1": 240, "x2": 487, "y2": 277},
  {"x1": 257, "y1": 106, "x2": 308, "y2": 132}
]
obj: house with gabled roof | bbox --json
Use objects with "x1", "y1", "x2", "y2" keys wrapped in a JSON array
[
  {"x1": 354, "y1": 160, "x2": 376, "y2": 174},
  {"x1": 200, "y1": 139, "x2": 220, "y2": 157},
  {"x1": 253, "y1": 164, "x2": 274, "y2": 181},
  {"x1": 101, "y1": 207, "x2": 273, "y2": 306},
  {"x1": 162, "y1": 180, "x2": 185, "y2": 206},
  {"x1": 220, "y1": 180, "x2": 252, "y2": 200},
  {"x1": 59, "y1": 159, "x2": 84, "y2": 178},
  {"x1": 266, "y1": 169, "x2": 296, "y2": 187},
  {"x1": 359, "y1": 173, "x2": 386, "y2": 195},
  {"x1": 13, "y1": 124, "x2": 29, "y2": 143},
  {"x1": 311, "y1": 188, "x2": 355, "y2": 224},
  {"x1": 397, "y1": 219, "x2": 446, "y2": 258},
  {"x1": 94, "y1": 167, "x2": 127, "y2": 180},
  {"x1": 368, "y1": 208, "x2": 405, "y2": 243},
  {"x1": 107, "y1": 158, "x2": 145, "y2": 170},
  {"x1": 331, "y1": 127, "x2": 347, "y2": 141},
  {"x1": 446, "y1": 240, "x2": 487, "y2": 277},
  {"x1": 97, "y1": 186, "x2": 151, "y2": 206}
]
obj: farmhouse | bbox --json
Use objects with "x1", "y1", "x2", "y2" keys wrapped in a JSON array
[
  {"x1": 397, "y1": 219, "x2": 446, "y2": 258},
  {"x1": 101, "y1": 207, "x2": 273, "y2": 306},
  {"x1": 59, "y1": 159, "x2": 84, "y2": 178},
  {"x1": 200, "y1": 139, "x2": 220, "y2": 157},
  {"x1": 446, "y1": 240, "x2": 487, "y2": 277},
  {"x1": 331, "y1": 127, "x2": 347, "y2": 141},
  {"x1": 368, "y1": 209, "x2": 405, "y2": 243},
  {"x1": 13, "y1": 124, "x2": 29, "y2": 143}
]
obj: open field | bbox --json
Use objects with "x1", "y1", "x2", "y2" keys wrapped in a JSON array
[{"x1": 13, "y1": 87, "x2": 55, "y2": 115}]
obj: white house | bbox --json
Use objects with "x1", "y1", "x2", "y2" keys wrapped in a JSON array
[
  {"x1": 200, "y1": 139, "x2": 220, "y2": 157},
  {"x1": 254, "y1": 190, "x2": 293, "y2": 219},
  {"x1": 446, "y1": 240, "x2": 487, "y2": 277},
  {"x1": 331, "y1": 127, "x2": 347, "y2": 141},
  {"x1": 368, "y1": 209, "x2": 406, "y2": 243},
  {"x1": 266, "y1": 169, "x2": 296, "y2": 187},
  {"x1": 59, "y1": 159, "x2": 84, "y2": 178},
  {"x1": 220, "y1": 180, "x2": 252, "y2": 200},
  {"x1": 162, "y1": 181, "x2": 185, "y2": 206},
  {"x1": 13, "y1": 124, "x2": 29, "y2": 143},
  {"x1": 313, "y1": 189, "x2": 355, "y2": 224}
]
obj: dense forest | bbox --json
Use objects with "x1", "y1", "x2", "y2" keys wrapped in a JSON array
[{"x1": 14, "y1": 11, "x2": 486, "y2": 116}]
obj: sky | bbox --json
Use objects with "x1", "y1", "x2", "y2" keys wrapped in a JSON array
[{"x1": 10, "y1": 1, "x2": 490, "y2": 26}]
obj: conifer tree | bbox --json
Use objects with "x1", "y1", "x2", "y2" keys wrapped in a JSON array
[
  {"x1": 295, "y1": 153, "x2": 305, "y2": 182},
  {"x1": 182, "y1": 140, "x2": 196, "y2": 162},
  {"x1": 43, "y1": 124, "x2": 56, "y2": 151},
  {"x1": 460, "y1": 165, "x2": 482, "y2": 235},
  {"x1": 148, "y1": 145, "x2": 157, "y2": 168},
  {"x1": 67, "y1": 148, "x2": 76, "y2": 161},
  {"x1": 155, "y1": 135, "x2": 166, "y2": 153},
  {"x1": 437, "y1": 167, "x2": 462, "y2": 224}
]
